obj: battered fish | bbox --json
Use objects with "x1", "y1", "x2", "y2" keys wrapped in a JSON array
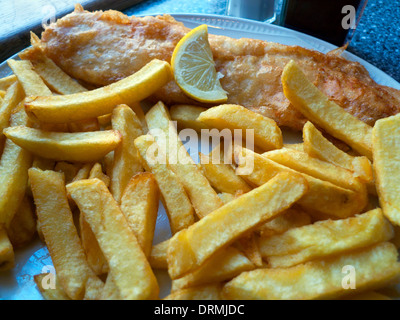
[{"x1": 27, "y1": 5, "x2": 400, "y2": 130}]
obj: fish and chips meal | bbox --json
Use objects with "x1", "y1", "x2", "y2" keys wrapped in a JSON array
[{"x1": 1, "y1": 4, "x2": 400, "y2": 300}]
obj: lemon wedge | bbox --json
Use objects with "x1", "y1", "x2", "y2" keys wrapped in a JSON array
[{"x1": 171, "y1": 24, "x2": 227, "y2": 103}]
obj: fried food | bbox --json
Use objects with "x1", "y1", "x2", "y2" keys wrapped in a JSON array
[
  {"x1": 110, "y1": 104, "x2": 143, "y2": 203},
  {"x1": 3, "y1": 4, "x2": 400, "y2": 301},
  {"x1": 222, "y1": 242, "x2": 400, "y2": 300},
  {"x1": 66, "y1": 178, "x2": 159, "y2": 300},
  {"x1": 29, "y1": 168, "x2": 104, "y2": 300},
  {"x1": 198, "y1": 104, "x2": 282, "y2": 151},
  {"x1": 68, "y1": 118, "x2": 100, "y2": 133},
  {"x1": 4, "y1": 126, "x2": 121, "y2": 162},
  {"x1": 0, "y1": 75, "x2": 17, "y2": 91},
  {"x1": 25, "y1": 59, "x2": 172, "y2": 123},
  {"x1": 34, "y1": 274, "x2": 71, "y2": 300},
  {"x1": 170, "y1": 104, "x2": 208, "y2": 132},
  {"x1": 372, "y1": 114, "x2": 400, "y2": 226},
  {"x1": 120, "y1": 172, "x2": 159, "y2": 258},
  {"x1": 235, "y1": 145, "x2": 367, "y2": 218},
  {"x1": 0, "y1": 227, "x2": 14, "y2": 271},
  {"x1": 0, "y1": 109, "x2": 33, "y2": 228},
  {"x1": 37, "y1": 6, "x2": 400, "y2": 130},
  {"x1": 134, "y1": 134, "x2": 195, "y2": 234},
  {"x1": 7, "y1": 59, "x2": 52, "y2": 96},
  {"x1": 89, "y1": 163, "x2": 110, "y2": 187},
  {"x1": 263, "y1": 148, "x2": 365, "y2": 192},
  {"x1": 167, "y1": 172, "x2": 308, "y2": 279},
  {"x1": 282, "y1": 60, "x2": 373, "y2": 159},
  {"x1": 149, "y1": 240, "x2": 169, "y2": 269},
  {"x1": 8, "y1": 195, "x2": 36, "y2": 248},
  {"x1": 303, "y1": 121, "x2": 373, "y2": 183},
  {"x1": 199, "y1": 152, "x2": 251, "y2": 195},
  {"x1": 259, "y1": 209, "x2": 393, "y2": 268},
  {"x1": 257, "y1": 207, "x2": 311, "y2": 238},
  {"x1": 146, "y1": 101, "x2": 223, "y2": 219},
  {"x1": 54, "y1": 162, "x2": 81, "y2": 184},
  {"x1": 79, "y1": 212, "x2": 108, "y2": 276},
  {"x1": 0, "y1": 82, "x2": 25, "y2": 146},
  {"x1": 171, "y1": 247, "x2": 254, "y2": 292},
  {"x1": 20, "y1": 34, "x2": 88, "y2": 95}
]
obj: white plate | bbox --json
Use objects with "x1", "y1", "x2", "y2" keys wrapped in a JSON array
[{"x1": 0, "y1": 13, "x2": 399, "y2": 300}]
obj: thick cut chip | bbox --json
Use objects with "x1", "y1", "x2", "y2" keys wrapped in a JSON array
[
  {"x1": 79, "y1": 213, "x2": 108, "y2": 276},
  {"x1": 129, "y1": 102, "x2": 148, "y2": 132},
  {"x1": 54, "y1": 161, "x2": 81, "y2": 184},
  {"x1": 281, "y1": 60, "x2": 373, "y2": 159},
  {"x1": 197, "y1": 104, "x2": 283, "y2": 151},
  {"x1": 7, "y1": 59, "x2": 52, "y2": 96},
  {"x1": 149, "y1": 240, "x2": 169, "y2": 269},
  {"x1": 235, "y1": 145, "x2": 367, "y2": 219},
  {"x1": 72, "y1": 163, "x2": 92, "y2": 182},
  {"x1": 98, "y1": 113, "x2": 112, "y2": 129},
  {"x1": 146, "y1": 101, "x2": 223, "y2": 219},
  {"x1": 303, "y1": 121, "x2": 373, "y2": 183},
  {"x1": 8, "y1": 195, "x2": 36, "y2": 248},
  {"x1": 164, "y1": 283, "x2": 222, "y2": 300},
  {"x1": 0, "y1": 227, "x2": 14, "y2": 271},
  {"x1": 68, "y1": 118, "x2": 100, "y2": 133},
  {"x1": 234, "y1": 233, "x2": 263, "y2": 267},
  {"x1": 110, "y1": 104, "x2": 143, "y2": 203},
  {"x1": 100, "y1": 275, "x2": 122, "y2": 300},
  {"x1": 284, "y1": 143, "x2": 304, "y2": 152},
  {"x1": 263, "y1": 148, "x2": 366, "y2": 192},
  {"x1": 257, "y1": 207, "x2": 311, "y2": 238},
  {"x1": 134, "y1": 135, "x2": 194, "y2": 234},
  {"x1": 171, "y1": 246, "x2": 254, "y2": 292},
  {"x1": 20, "y1": 38, "x2": 88, "y2": 95},
  {"x1": 120, "y1": 172, "x2": 159, "y2": 258},
  {"x1": 259, "y1": 209, "x2": 394, "y2": 267},
  {"x1": 0, "y1": 75, "x2": 17, "y2": 91},
  {"x1": 0, "y1": 81, "x2": 25, "y2": 144},
  {"x1": 34, "y1": 273, "x2": 71, "y2": 300},
  {"x1": 66, "y1": 178, "x2": 159, "y2": 300},
  {"x1": 89, "y1": 163, "x2": 110, "y2": 187},
  {"x1": 32, "y1": 156, "x2": 55, "y2": 170},
  {"x1": 38, "y1": 122, "x2": 69, "y2": 132},
  {"x1": 29, "y1": 168, "x2": 103, "y2": 300},
  {"x1": 199, "y1": 152, "x2": 251, "y2": 194},
  {"x1": 222, "y1": 242, "x2": 400, "y2": 300},
  {"x1": 25, "y1": 59, "x2": 172, "y2": 123},
  {"x1": 167, "y1": 172, "x2": 308, "y2": 279},
  {"x1": 0, "y1": 109, "x2": 33, "y2": 228},
  {"x1": 373, "y1": 114, "x2": 400, "y2": 226},
  {"x1": 4, "y1": 126, "x2": 121, "y2": 162},
  {"x1": 170, "y1": 104, "x2": 208, "y2": 132},
  {"x1": 218, "y1": 192, "x2": 236, "y2": 204}
]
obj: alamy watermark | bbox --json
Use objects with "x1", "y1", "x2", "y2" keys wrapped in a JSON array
[
  {"x1": 40, "y1": 265, "x2": 56, "y2": 290},
  {"x1": 144, "y1": 121, "x2": 255, "y2": 175},
  {"x1": 342, "y1": 265, "x2": 356, "y2": 290},
  {"x1": 342, "y1": 5, "x2": 357, "y2": 30},
  {"x1": 41, "y1": 4, "x2": 56, "y2": 29}
]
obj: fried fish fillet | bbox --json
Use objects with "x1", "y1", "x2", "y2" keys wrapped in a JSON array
[{"x1": 28, "y1": 5, "x2": 400, "y2": 130}]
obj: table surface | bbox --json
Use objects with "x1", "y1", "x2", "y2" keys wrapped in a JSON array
[{"x1": 0, "y1": 0, "x2": 399, "y2": 82}]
